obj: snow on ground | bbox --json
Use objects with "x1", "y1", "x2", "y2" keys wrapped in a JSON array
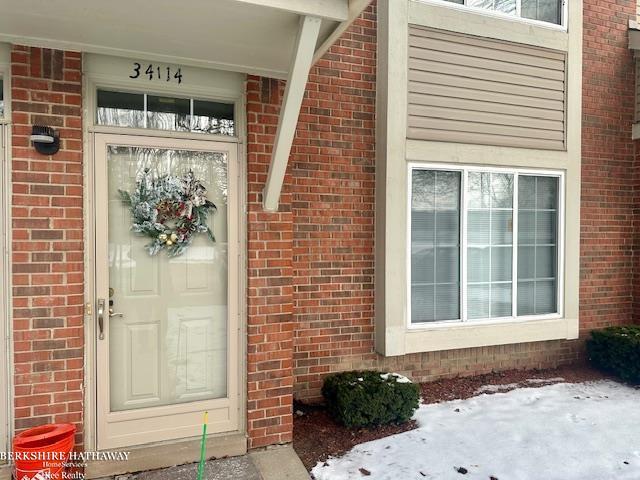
[{"x1": 311, "y1": 381, "x2": 640, "y2": 480}]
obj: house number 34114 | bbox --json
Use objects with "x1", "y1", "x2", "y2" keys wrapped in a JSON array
[{"x1": 130, "y1": 63, "x2": 183, "y2": 84}]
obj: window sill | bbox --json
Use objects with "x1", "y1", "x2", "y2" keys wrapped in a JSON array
[
  {"x1": 383, "y1": 316, "x2": 578, "y2": 356},
  {"x1": 408, "y1": 314, "x2": 563, "y2": 331}
]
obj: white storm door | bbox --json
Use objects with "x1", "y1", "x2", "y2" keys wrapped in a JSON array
[{"x1": 94, "y1": 134, "x2": 239, "y2": 450}]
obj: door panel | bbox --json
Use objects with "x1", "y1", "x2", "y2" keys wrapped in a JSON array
[{"x1": 95, "y1": 134, "x2": 239, "y2": 449}]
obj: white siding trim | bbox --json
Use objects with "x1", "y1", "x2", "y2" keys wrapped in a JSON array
[
  {"x1": 375, "y1": 0, "x2": 581, "y2": 356},
  {"x1": 375, "y1": 0, "x2": 410, "y2": 355},
  {"x1": 405, "y1": 316, "x2": 575, "y2": 354},
  {"x1": 0, "y1": 42, "x2": 11, "y2": 459}
]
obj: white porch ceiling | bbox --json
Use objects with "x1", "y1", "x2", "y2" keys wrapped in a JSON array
[
  {"x1": 0, "y1": 0, "x2": 372, "y2": 211},
  {"x1": 0, "y1": 0, "x2": 349, "y2": 79}
]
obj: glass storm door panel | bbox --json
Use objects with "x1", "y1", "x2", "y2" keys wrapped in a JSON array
[{"x1": 95, "y1": 134, "x2": 239, "y2": 450}]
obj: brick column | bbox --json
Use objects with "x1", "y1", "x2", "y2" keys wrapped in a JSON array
[
  {"x1": 581, "y1": 1, "x2": 637, "y2": 331},
  {"x1": 10, "y1": 46, "x2": 84, "y2": 445},
  {"x1": 246, "y1": 76, "x2": 295, "y2": 448},
  {"x1": 290, "y1": 3, "x2": 377, "y2": 400}
]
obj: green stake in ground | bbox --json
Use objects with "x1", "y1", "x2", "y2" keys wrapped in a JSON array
[{"x1": 197, "y1": 411, "x2": 209, "y2": 480}]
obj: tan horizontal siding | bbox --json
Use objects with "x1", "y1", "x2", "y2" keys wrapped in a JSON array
[
  {"x1": 408, "y1": 116, "x2": 564, "y2": 141},
  {"x1": 409, "y1": 35, "x2": 566, "y2": 72},
  {"x1": 408, "y1": 104, "x2": 564, "y2": 132},
  {"x1": 410, "y1": 46, "x2": 566, "y2": 81},
  {"x1": 407, "y1": 128, "x2": 566, "y2": 151},
  {"x1": 408, "y1": 83, "x2": 564, "y2": 111},
  {"x1": 408, "y1": 25, "x2": 567, "y2": 151},
  {"x1": 408, "y1": 92, "x2": 564, "y2": 121},
  {"x1": 410, "y1": 27, "x2": 566, "y2": 63},
  {"x1": 410, "y1": 57, "x2": 563, "y2": 90},
  {"x1": 409, "y1": 70, "x2": 565, "y2": 101}
]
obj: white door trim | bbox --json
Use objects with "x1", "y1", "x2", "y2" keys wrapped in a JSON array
[
  {"x1": 0, "y1": 41, "x2": 13, "y2": 457},
  {"x1": 81, "y1": 54, "x2": 247, "y2": 452},
  {"x1": 0, "y1": 119, "x2": 11, "y2": 458},
  {"x1": 92, "y1": 133, "x2": 242, "y2": 450}
]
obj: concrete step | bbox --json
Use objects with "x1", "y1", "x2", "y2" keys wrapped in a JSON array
[{"x1": 95, "y1": 445, "x2": 309, "y2": 480}]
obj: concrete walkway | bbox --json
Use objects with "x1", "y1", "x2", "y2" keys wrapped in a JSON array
[{"x1": 96, "y1": 445, "x2": 310, "y2": 480}]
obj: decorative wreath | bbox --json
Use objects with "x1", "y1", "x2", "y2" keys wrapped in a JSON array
[{"x1": 118, "y1": 169, "x2": 217, "y2": 257}]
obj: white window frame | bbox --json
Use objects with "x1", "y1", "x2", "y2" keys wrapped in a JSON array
[
  {"x1": 94, "y1": 88, "x2": 237, "y2": 138},
  {"x1": 416, "y1": 0, "x2": 568, "y2": 30},
  {"x1": 407, "y1": 162, "x2": 565, "y2": 330}
]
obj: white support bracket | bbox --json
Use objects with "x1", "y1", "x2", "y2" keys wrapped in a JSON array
[
  {"x1": 262, "y1": 15, "x2": 321, "y2": 212},
  {"x1": 313, "y1": 0, "x2": 373, "y2": 64}
]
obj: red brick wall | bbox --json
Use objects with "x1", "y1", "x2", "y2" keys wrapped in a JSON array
[
  {"x1": 246, "y1": 76, "x2": 294, "y2": 448},
  {"x1": 247, "y1": 0, "x2": 640, "y2": 414},
  {"x1": 10, "y1": 46, "x2": 84, "y2": 445},
  {"x1": 287, "y1": 0, "x2": 640, "y2": 401},
  {"x1": 291, "y1": 5, "x2": 377, "y2": 397},
  {"x1": 4, "y1": 0, "x2": 636, "y2": 454},
  {"x1": 245, "y1": 5, "x2": 380, "y2": 445},
  {"x1": 285, "y1": 4, "x2": 581, "y2": 402},
  {"x1": 581, "y1": 0, "x2": 637, "y2": 330}
]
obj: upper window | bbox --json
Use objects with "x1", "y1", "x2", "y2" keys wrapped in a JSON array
[
  {"x1": 410, "y1": 166, "x2": 562, "y2": 325},
  {"x1": 441, "y1": 0, "x2": 563, "y2": 25},
  {"x1": 96, "y1": 89, "x2": 235, "y2": 136}
]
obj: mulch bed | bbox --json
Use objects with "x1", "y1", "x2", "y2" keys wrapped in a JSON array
[
  {"x1": 293, "y1": 403, "x2": 418, "y2": 472},
  {"x1": 419, "y1": 363, "x2": 608, "y2": 404},
  {"x1": 293, "y1": 364, "x2": 609, "y2": 471}
]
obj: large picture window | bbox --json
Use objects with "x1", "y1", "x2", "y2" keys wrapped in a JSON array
[
  {"x1": 437, "y1": 0, "x2": 564, "y2": 26},
  {"x1": 409, "y1": 165, "x2": 563, "y2": 325}
]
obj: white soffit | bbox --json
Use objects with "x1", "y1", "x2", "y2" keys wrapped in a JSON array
[{"x1": 0, "y1": 0, "x2": 348, "y2": 79}]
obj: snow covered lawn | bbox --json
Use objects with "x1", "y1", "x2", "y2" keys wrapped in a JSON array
[{"x1": 311, "y1": 380, "x2": 640, "y2": 480}]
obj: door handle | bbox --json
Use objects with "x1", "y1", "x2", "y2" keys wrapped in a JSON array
[
  {"x1": 109, "y1": 308, "x2": 124, "y2": 318},
  {"x1": 97, "y1": 298, "x2": 106, "y2": 340}
]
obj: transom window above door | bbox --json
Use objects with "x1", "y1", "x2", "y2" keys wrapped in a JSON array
[
  {"x1": 96, "y1": 89, "x2": 235, "y2": 136},
  {"x1": 0, "y1": 78, "x2": 4, "y2": 118},
  {"x1": 436, "y1": 0, "x2": 564, "y2": 26},
  {"x1": 409, "y1": 165, "x2": 564, "y2": 325}
]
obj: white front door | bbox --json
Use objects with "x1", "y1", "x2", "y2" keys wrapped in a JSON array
[{"x1": 94, "y1": 133, "x2": 239, "y2": 449}]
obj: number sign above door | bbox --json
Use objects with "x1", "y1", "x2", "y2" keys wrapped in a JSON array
[{"x1": 130, "y1": 62, "x2": 183, "y2": 84}]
